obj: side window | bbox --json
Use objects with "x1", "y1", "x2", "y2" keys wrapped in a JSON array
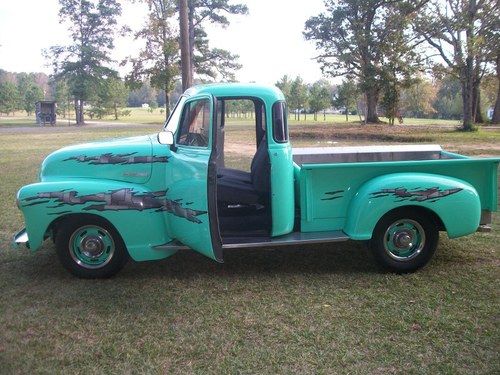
[
  {"x1": 272, "y1": 101, "x2": 288, "y2": 143},
  {"x1": 177, "y1": 98, "x2": 211, "y2": 147}
]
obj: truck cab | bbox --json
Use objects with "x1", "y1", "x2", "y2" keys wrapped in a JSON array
[{"x1": 156, "y1": 84, "x2": 296, "y2": 261}]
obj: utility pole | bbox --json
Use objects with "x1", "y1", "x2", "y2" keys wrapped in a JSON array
[{"x1": 179, "y1": 0, "x2": 192, "y2": 91}]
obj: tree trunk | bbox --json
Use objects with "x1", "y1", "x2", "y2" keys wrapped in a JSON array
[
  {"x1": 473, "y1": 85, "x2": 484, "y2": 123},
  {"x1": 179, "y1": 0, "x2": 192, "y2": 91},
  {"x1": 492, "y1": 55, "x2": 500, "y2": 124},
  {"x1": 114, "y1": 103, "x2": 118, "y2": 120},
  {"x1": 165, "y1": 88, "x2": 171, "y2": 120},
  {"x1": 345, "y1": 110, "x2": 349, "y2": 122},
  {"x1": 461, "y1": 3, "x2": 475, "y2": 131},
  {"x1": 77, "y1": 99, "x2": 84, "y2": 125},
  {"x1": 188, "y1": 2, "x2": 195, "y2": 79},
  {"x1": 461, "y1": 61, "x2": 474, "y2": 131},
  {"x1": 472, "y1": 66, "x2": 484, "y2": 123},
  {"x1": 365, "y1": 88, "x2": 379, "y2": 123},
  {"x1": 323, "y1": 110, "x2": 326, "y2": 121},
  {"x1": 74, "y1": 99, "x2": 78, "y2": 125}
]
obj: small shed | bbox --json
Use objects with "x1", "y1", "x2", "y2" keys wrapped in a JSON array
[{"x1": 35, "y1": 101, "x2": 57, "y2": 126}]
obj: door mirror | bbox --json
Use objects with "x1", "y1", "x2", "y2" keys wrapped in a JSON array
[{"x1": 157, "y1": 131, "x2": 174, "y2": 145}]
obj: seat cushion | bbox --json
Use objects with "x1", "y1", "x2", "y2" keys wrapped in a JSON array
[
  {"x1": 218, "y1": 167, "x2": 251, "y2": 183},
  {"x1": 217, "y1": 175, "x2": 260, "y2": 205},
  {"x1": 250, "y1": 139, "x2": 270, "y2": 194}
]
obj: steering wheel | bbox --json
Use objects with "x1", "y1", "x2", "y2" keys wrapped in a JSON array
[{"x1": 184, "y1": 132, "x2": 207, "y2": 147}]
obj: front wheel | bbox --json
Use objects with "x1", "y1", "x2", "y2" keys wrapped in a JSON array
[
  {"x1": 369, "y1": 210, "x2": 439, "y2": 273},
  {"x1": 55, "y1": 216, "x2": 129, "y2": 278}
]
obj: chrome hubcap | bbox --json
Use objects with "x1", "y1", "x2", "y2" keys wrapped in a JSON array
[
  {"x1": 384, "y1": 219, "x2": 425, "y2": 261},
  {"x1": 393, "y1": 231, "x2": 413, "y2": 249},
  {"x1": 69, "y1": 225, "x2": 115, "y2": 269},
  {"x1": 80, "y1": 235, "x2": 105, "y2": 258}
]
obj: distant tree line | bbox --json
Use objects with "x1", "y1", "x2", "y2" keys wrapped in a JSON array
[
  {"x1": 0, "y1": 67, "x2": 191, "y2": 120},
  {"x1": 2, "y1": 0, "x2": 499, "y2": 130},
  {"x1": 0, "y1": 71, "x2": 47, "y2": 116},
  {"x1": 0, "y1": 68, "x2": 131, "y2": 120},
  {"x1": 275, "y1": 70, "x2": 498, "y2": 124}
]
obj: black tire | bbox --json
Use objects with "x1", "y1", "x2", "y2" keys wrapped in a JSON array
[
  {"x1": 55, "y1": 216, "x2": 129, "y2": 278},
  {"x1": 369, "y1": 209, "x2": 439, "y2": 273}
]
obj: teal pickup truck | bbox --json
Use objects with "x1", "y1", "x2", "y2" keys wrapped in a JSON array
[{"x1": 13, "y1": 83, "x2": 499, "y2": 278}]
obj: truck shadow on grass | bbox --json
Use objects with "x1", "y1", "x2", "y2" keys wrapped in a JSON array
[
  {"x1": 126, "y1": 241, "x2": 381, "y2": 279},
  {"x1": 6, "y1": 235, "x2": 473, "y2": 283},
  {"x1": 9, "y1": 241, "x2": 380, "y2": 281}
]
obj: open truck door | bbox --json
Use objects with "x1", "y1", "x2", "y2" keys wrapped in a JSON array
[{"x1": 163, "y1": 94, "x2": 222, "y2": 261}]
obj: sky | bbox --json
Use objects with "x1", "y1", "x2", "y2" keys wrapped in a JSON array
[{"x1": 0, "y1": 0, "x2": 328, "y2": 85}]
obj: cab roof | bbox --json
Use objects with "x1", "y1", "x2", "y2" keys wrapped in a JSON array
[{"x1": 184, "y1": 83, "x2": 285, "y2": 103}]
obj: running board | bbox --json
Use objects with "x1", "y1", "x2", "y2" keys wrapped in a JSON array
[
  {"x1": 222, "y1": 230, "x2": 349, "y2": 249},
  {"x1": 154, "y1": 231, "x2": 350, "y2": 252}
]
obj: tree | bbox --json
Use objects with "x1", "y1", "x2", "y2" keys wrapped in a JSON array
[
  {"x1": 276, "y1": 75, "x2": 293, "y2": 118},
  {"x1": 187, "y1": 0, "x2": 247, "y2": 81},
  {"x1": 381, "y1": 82, "x2": 400, "y2": 125},
  {"x1": 481, "y1": 74, "x2": 498, "y2": 120},
  {"x1": 127, "y1": 82, "x2": 158, "y2": 107},
  {"x1": 45, "y1": 0, "x2": 122, "y2": 125},
  {"x1": 23, "y1": 84, "x2": 44, "y2": 116},
  {"x1": 491, "y1": 56, "x2": 500, "y2": 124},
  {"x1": 0, "y1": 82, "x2": 21, "y2": 115},
  {"x1": 309, "y1": 80, "x2": 332, "y2": 120},
  {"x1": 290, "y1": 77, "x2": 309, "y2": 121},
  {"x1": 432, "y1": 72, "x2": 463, "y2": 120},
  {"x1": 52, "y1": 79, "x2": 71, "y2": 118},
  {"x1": 414, "y1": 0, "x2": 498, "y2": 130},
  {"x1": 16, "y1": 73, "x2": 45, "y2": 115},
  {"x1": 400, "y1": 77, "x2": 437, "y2": 118},
  {"x1": 128, "y1": 0, "x2": 180, "y2": 118},
  {"x1": 276, "y1": 75, "x2": 292, "y2": 100},
  {"x1": 86, "y1": 78, "x2": 129, "y2": 120},
  {"x1": 332, "y1": 80, "x2": 359, "y2": 122},
  {"x1": 304, "y1": 0, "x2": 428, "y2": 123}
]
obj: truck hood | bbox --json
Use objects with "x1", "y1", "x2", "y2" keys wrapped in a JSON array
[{"x1": 40, "y1": 135, "x2": 167, "y2": 184}]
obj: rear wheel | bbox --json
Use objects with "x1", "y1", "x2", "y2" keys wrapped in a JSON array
[
  {"x1": 55, "y1": 216, "x2": 128, "y2": 278},
  {"x1": 369, "y1": 209, "x2": 438, "y2": 273}
]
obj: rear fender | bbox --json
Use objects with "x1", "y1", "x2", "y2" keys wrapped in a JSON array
[
  {"x1": 17, "y1": 180, "x2": 176, "y2": 261},
  {"x1": 344, "y1": 173, "x2": 481, "y2": 240}
]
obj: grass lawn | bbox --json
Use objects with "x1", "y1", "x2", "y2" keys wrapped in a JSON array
[
  {"x1": 1, "y1": 107, "x2": 466, "y2": 127},
  {"x1": 0, "y1": 122, "x2": 499, "y2": 373}
]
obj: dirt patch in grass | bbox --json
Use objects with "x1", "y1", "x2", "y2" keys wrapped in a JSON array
[{"x1": 290, "y1": 124, "x2": 434, "y2": 143}]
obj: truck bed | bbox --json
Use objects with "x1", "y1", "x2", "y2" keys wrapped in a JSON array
[{"x1": 292, "y1": 145, "x2": 499, "y2": 233}]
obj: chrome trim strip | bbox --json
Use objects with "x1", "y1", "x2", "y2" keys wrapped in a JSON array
[
  {"x1": 477, "y1": 225, "x2": 492, "y2": 233},
  {"x1": 153, "y1": 231, "x2": 351, "y2": 252},
  {"x1": 153, "y1": 240, "x2": 190, "y2": 251},
  {"x1": 293, "y1": 145, "x2": 447, "y2": 165}
]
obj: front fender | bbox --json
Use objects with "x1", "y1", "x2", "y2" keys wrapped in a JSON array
[
  {"x1": 17, "y1": 179, "x2": 177, "y2": 261},
  {"x1": 344, "y1": 173, "x2": 481, "y2": 240}
]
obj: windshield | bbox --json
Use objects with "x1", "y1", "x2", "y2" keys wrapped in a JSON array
[{"x1": 164, "y1": 96, "x2": 187, "y2": 132}]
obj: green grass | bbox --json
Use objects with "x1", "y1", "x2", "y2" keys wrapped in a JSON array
[
  {"x1": 1, "y1": 108, "x2": 467, "y2": 127},
  {"x1": 0, "y1": 123, "x2": 499, "y2": 373}
]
